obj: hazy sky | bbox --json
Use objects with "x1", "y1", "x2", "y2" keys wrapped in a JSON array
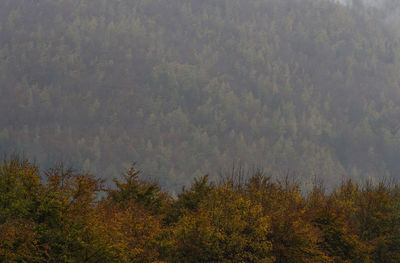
[{"x1": 335, "y1": 0, "x2": 400, "y2": 39}]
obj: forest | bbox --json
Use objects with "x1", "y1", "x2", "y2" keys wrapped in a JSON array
[
  {"x1": 2, "y1": 157, "x2": 400, "y2": 262},
  {"x1": 2, "y1": 0, "x2": 400, "y2": 191},
  {"x1": 3, "y1": 0, "x2": 400, "y2": 261}
]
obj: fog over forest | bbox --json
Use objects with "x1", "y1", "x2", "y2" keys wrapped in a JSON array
[
  {"x1": 4, "y1": 0, "x2": 400, "y2": 262},
  {"x1": 337, "y1": 0, "x2": 400, "y2": 38},
  {"x1": 1, "y1": 0, "x2": 400, "y2": 191}
]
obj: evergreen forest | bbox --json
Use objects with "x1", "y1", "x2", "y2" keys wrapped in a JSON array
[{"x1": 2, "y1": 0, "x2": 400, "y2": 190}]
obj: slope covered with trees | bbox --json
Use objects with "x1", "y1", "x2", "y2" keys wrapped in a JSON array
[{"x1": 1, "y1": 0, "x2": 400, "y2": 189}]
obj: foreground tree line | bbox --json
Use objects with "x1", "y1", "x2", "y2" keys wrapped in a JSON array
[{"x1": 1, "y1": 158, "x2": 400, "y2": 262}]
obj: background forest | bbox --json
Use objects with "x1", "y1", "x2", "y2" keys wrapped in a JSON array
[{"x1": 1, "y1": 0, "x2": 400, "y2": 190}]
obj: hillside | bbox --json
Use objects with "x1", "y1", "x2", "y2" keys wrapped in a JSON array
[{"x1": 1, "y1": 0, "x2": 400, "y2": 190}]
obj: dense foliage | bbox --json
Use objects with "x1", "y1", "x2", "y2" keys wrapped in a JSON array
[
  {"x1": 2, "y1": 158, "x2": 400, "y2": 262},
  {"x1": 1, "y1": 0, "x2": 400, "y2": 190}
]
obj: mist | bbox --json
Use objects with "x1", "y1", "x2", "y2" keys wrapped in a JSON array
[
  {"x1": 336, "y1": 0, "x2": 400, "y2": 38},
  {"x1": 1, "y1": 0, "x2": 400, "y2": 191}
]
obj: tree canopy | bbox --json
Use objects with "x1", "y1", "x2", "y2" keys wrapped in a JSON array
[{"x1": 2, "y1": 157, "x2": 400, "y2": 262}]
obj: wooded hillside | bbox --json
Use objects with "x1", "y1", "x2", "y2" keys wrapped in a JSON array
[{"x1": 1, "y1": 0, "x2": 400, "y2": 189}]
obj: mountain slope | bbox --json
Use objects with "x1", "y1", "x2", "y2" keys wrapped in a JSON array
[{"x1": 1, "y1": 0, "x2": 400, "y2": 189}]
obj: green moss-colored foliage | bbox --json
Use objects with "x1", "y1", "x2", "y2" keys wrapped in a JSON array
[
  {"x1": 167, "y1": 185, "x2": 274, "y2": 262},
  {"x1": 0, "y1": 158, "x2": 115, "y2": 262},
  {"x1": 2, "y1": 157, "x2": 400, "y2": 262}
]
